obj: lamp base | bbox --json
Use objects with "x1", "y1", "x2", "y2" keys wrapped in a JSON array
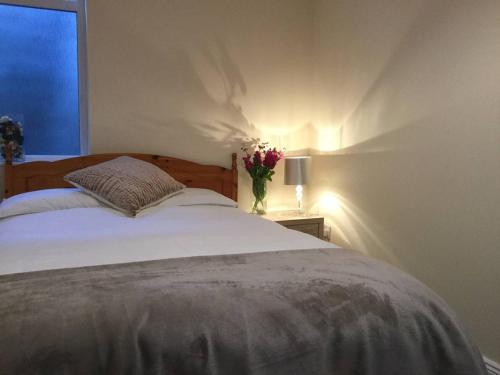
[{"x1": 295, "y1": 185, "x2": 304, "y2": 214}]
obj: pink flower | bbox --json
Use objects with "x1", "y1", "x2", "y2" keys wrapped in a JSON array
[
  {"x1": 263, "y1": 150, "x2": 276, "y2": 168},
  {"x1": 240, "y1": 140, "x2": 284, "y2": 177},
  {"x1": 252, "y1": 150, "x2": 263, "y2": 167},
  {"x1": 263, "y1": 148, "x2": 283, "y2": 169},
  {"x1": 243, "y1": 154, "x2": 253, "y2": 171}
]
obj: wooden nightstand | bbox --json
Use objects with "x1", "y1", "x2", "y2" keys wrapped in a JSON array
[{"x1": 264, "y1": 213, "x2": 325, "y2": 239}]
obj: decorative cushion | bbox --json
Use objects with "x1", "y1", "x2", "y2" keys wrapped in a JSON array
[{"x1": 64, "y1": 156, "x2": 185, "y2": 216}]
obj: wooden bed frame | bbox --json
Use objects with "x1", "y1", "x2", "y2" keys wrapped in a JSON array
[{"x1": 3, "y1": 145, "x2": 238, "y2": 201}]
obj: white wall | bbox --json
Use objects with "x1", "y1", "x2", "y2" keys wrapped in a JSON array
[
  {"x1": 309, "y1": 0, "x2": 500, "y2": 362},
  {"x1": 86, "y1": 0, "x2": 313, "y2": 211}
]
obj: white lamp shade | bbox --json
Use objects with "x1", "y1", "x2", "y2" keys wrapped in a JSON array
[{"x1": 285, "y1": 156, "x2": 311, "y2": 185}]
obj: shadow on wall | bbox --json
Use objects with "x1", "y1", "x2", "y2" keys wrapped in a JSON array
[
  {"x1": 130, "y1": 40, "x2": 308, "y2": 210},
  {"x1": 91, "y1": 26, "x2": 310, "y2": 153},
  {"x1": 309, "y1": 0, "x2": 500, "y2": 359},
  {"x1": 127, "y1": 41, "x2": 259, "y2": 159},
  {"x1": 86, "y1": 1, "x2": 313, "y2": 210},
  {"x1": 313, "y1": 0, "x2": 500, "y2": 152},
  {"x1": 312, "y1": 0, "x2": 428, "y2": 149},
  {"x1": 310, "y1": 99, "x2": 500, "y2": 262},
  {"x1": 88, "y1": 14, "x2": 260, "y2": 161},
  {"x1": 90, "y1": 27, "x2": 311, "y2": 210},
  {"x1": 331, "y1": 1, "x2": 444, "y2": 147},
  {"x1": 308, "y1": 103, "x2": 500, "y2": 352}
]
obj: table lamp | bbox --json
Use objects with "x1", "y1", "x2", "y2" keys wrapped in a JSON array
[{"x1": 285, "y1": 156, "x2": 311, "y2": 214}]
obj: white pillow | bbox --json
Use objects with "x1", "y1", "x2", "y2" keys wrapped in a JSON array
[
  {"x1": 0, "y1": 188, "x2": 102, "y2": 219},
  {"x1": 140, "y1": 188, "x2": 237, "y2": 215},
  {"x1": 161, "y1": 188, "x2": 237, "y2": 207}
]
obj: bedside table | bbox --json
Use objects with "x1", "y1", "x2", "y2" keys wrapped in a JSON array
[{"x1": 264, "y1": 213, "x2": 324, "y2": 239}]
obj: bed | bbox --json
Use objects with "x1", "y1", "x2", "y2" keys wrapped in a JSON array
[{"x1": 0, "y1": 150, "x2": 487, "y2": 375}]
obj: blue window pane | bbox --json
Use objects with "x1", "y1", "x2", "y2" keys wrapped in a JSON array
[{"x1": 0, "y1": 4, "x2": 79, "y2": 155}]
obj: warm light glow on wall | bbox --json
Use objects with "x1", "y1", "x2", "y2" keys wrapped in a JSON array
[
  {"x1": 316, "y1": 126, "x2": 341, "y2": 152},
  {"x1": 259, "y1": 129, "x2": 286, "y2": 151},
  {"x1": 255, "y1": 122, "x2": 312, "y2": 152},
  {"x1": 311, "y1": 190, "x2": 400, "y2": 265},
  {"x1": 319, "y1": 191, "x2": 342, "y2": 214}
]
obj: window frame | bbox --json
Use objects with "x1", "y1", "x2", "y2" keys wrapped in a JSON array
[{"x1": 0, "y1": 0, "x2": 88, "y2": 156}]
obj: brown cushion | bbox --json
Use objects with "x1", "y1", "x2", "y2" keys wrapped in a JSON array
[{"x1": 64, "y1": 156, "x2": 185, "y2": 216}]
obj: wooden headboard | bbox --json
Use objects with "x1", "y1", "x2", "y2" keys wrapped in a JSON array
[{"x1": 3, "y1": 147, "x2": 238, "y2": 201}]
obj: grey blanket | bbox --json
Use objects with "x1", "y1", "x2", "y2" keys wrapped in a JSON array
[{"x1": 0, "y1": 248, "x2": 486, "y2": 375}]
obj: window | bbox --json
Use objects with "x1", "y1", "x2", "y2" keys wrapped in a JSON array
[{"x1": 0, "y1": 0, "x2": 87, "y2": 156}]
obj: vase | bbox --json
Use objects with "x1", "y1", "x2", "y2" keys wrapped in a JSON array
[{"x1": 251, "y1": 177, "x2": 267, "y2": 215}]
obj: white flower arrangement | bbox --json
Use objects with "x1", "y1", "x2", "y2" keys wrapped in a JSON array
[{"x1": 0, "y1": 116, "x2": 25, "y2": 162}]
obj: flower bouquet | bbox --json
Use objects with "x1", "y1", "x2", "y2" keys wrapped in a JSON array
[
  {"x1": 0, "y1": 116, "x2": 25, "y2": 162},
  {"x1": 242, "y1": 140, "x2": 284, "y2": 215}
]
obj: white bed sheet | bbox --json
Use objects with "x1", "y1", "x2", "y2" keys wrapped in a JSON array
[{"x1": 0, "y1": 200, "x2": 335, "y2": 275}]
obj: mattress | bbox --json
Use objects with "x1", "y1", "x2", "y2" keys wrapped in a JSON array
[{"x1": 0, "y1": 188, "x2": 333, "y2": 275}]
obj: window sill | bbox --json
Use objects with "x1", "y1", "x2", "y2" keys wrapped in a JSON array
[{"x1": 0, "y1": 155, "x2": 78, "y2": 166}]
